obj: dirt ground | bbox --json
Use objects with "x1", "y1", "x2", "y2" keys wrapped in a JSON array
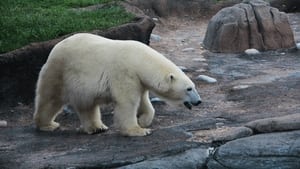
[{"x1": 0, "y1": 11, "x2": 300, "y2": 169}]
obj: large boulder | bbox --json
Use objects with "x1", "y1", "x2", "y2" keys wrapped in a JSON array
[{"x1": 203, "y1": 0, "x2": 296, "y2": 53}]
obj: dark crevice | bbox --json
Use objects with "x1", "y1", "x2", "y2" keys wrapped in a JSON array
[{"x1": 249, "y1": 3, "x2": 266, "y2": 50}]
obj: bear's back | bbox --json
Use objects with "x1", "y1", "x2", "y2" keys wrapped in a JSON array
[{"x1": 48, "y1": 33, "x2": 180, "y2": 77}]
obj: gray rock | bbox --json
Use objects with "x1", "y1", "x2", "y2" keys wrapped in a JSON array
[
  {"x1": 245, "y1": 48, "x2": 260, "y2": 55},
  {"x1": 0, "y1": 120, "x2": 7, "y2": 127},
  {"x1": 203, "y1": 0, "x2": 296, "y2": 53},
  {"x1": 118, "y1": 148, "x2": 208, "y2": 169},
  {"x1": 182, "y1": 47, "x2": 195, "y2": 52},
  {"x1": 150, "y1": 34, "x2": 161, "y2": 42},
  {"x1": 152, "y1": 18, "x2": 159, "y2": 22},
  {"x1": 245, "y1": 113, "x2": 300, "y2": 133},
  {"x1": 232, "y1": 84, "x2": 251, "y2": 90},
  {"x1": 297, "y1": 42, "x2": 300, "y2": 50},
  {"x1": 196, "y1": 75, "x2": 217, "y2": 83},
  {"x1": 192, "y1": 57, "x2": 206, "y2": 62},
  {"x1": 207, "y1": 130, "x2": 300, "y2": 169}
]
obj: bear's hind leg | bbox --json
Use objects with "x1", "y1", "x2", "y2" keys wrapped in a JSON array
[
  {"x1": 77, "y1": 105, "x2": 108, "y2": 134},
  {"x1": 138, "y1": 90, "x2": 155, "y2": 128},
  {"x1": 34, "y1": 99, "x2": 63, "y2": 131}
]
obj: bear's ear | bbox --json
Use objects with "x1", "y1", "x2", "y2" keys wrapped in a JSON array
[{"x1": 168, "y1": 73, "x2": 175, "y2": 83}]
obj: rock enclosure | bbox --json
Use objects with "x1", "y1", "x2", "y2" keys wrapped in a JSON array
[{"x1": 1, "y1": 0, "x2": 300, "y2": 168}]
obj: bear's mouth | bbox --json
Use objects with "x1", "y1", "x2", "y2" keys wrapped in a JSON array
[
  {"x1": 184, "y1": 101, "x2": 193, "y2": 110},
  {"x1": 184, "y1": 100, "x2": 202, "y2": 110}
]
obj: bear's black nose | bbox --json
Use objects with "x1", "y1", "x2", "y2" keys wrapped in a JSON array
[{"x1": 193, "y1": 100, "x2": 202, "y2": 106}]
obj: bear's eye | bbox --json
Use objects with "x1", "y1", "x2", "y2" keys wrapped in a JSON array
[{"x1": 187, "y1": 87, "x2": 192, "y2": 91}]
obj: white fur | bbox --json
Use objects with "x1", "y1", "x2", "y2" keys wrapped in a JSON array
[{"x1": 34, "y1": 33, "x2": 201, "y2": 136}]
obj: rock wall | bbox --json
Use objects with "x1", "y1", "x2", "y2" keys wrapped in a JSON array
[
  {"x1": 124, "y1": 0, "x2": 243, "y2": 18},
  {"x1": 203, "y1": 0, "x2": 296, "y2": 53}
]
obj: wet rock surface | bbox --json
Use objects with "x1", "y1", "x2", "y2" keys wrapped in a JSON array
[
  {"x1": 203, "y1": 0, "x2": 296, "y2": 53},
  {"x1": 1, "y1": 2, "x2": 300, "y2": 169}
]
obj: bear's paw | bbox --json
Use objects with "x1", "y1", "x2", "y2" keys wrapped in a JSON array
[
  {"x1": 38, "y1": 121, "x2": 60, "y2": 131},
  {"x1": 79, "y1": 123, "x2": 109, "y2": 135},
  {"x1": 121, "y1": 127, "x2": 152, "y2": 137}
]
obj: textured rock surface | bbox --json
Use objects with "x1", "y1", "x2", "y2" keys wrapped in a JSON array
[
  {"x1": 189, "y1": 126, "x2": 253, "y2": 143},
  {"x1": 118, "y1": 148, "x2": 208, "y2": 169},
  {"x1": 203, "y1": 0, "x2": 296, "y2": 53},
  {"x1": 0, "y1": 119, "x2": 216, "y2": 169},
  {"x1": 246, "y1": 113, "x2": 300, "y2": 133},
  {"x1": 207, "y1": 130, "x2": 300, "y2": 169},
  {"x1": 0, "y1": 17, "x2": 155, "y2": 108}
]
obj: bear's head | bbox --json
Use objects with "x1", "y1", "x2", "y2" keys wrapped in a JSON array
[{"x1": 155, "y1": 72, "x2": 202, "y2": 110}]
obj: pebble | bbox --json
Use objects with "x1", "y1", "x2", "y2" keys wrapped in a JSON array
[
  {"x1": 216, "y1": 122, "x2": 225, "y2": 128},
  {"x1": 196, "y1": 69, "x2": 206, "y2": 73},
  {"x1": 245, "y1": 48, "x2": 260, "y2": 55},
  {"x1": 296, "y1": 43, "x2": 300, "y2": 50},
  {"x1": 150, "y1": 34, "x2": 161, "y2": 42},
  {"x1": 192, "y1": 58, "x2": 206, "y2": 62},
  {"x1": 196, "y1": 75, "x2": 217, "y2": 83},
  {"x1": 232, "y1": 85, "x2": 250, "y2": 90},
  {"x1": 152, "y1": 18, "x2": 159, "y2": 22},
  {"x1": 0, "y1": 120, "x2": 7, "y2": 127},
  {"x1": 182, "y1": 48, "x2": 195, "y2": 52}
]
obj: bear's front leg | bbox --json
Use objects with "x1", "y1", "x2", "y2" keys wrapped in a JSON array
[
  {"x1": 114, "y1": 100, "x2": 152, "y2": 137},
  {"x1": 77, "y1": 105, "x2": 108, "y2": 134},
  {"x1": 138, "y1": 90, "x2": 155, "y2": 128}
]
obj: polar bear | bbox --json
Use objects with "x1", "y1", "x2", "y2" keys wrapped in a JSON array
[{"x1": 33, "y1": 33, "x2": 201, "y2": 136}]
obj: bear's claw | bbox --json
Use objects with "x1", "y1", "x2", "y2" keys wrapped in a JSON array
[
  {"x1": 90, "y1": 127, "x2": 109, "y2": 135},
  {"x1": 78, "y1": 124, "x2": 109, "y2": 134},
  {"x1": 121, "y1": 127, "x2": 152, "y2": 137}
]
